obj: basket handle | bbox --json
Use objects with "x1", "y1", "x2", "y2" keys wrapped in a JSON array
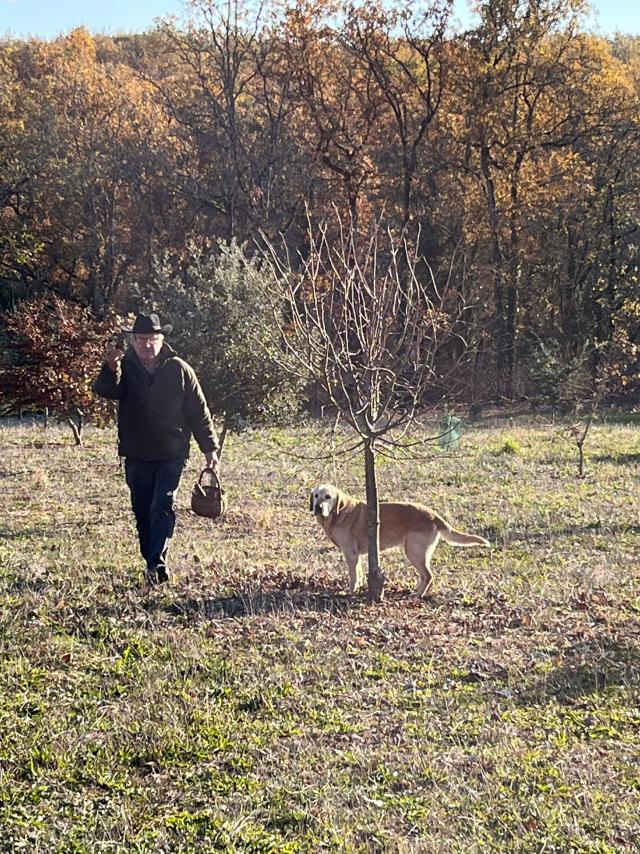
[{"x1": 197, "y1": 467, "x2": 222, "y2": 488}]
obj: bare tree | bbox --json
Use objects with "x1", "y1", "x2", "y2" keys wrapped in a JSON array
[
  {"x1": 250, "y1": 211, "x2": 465, "y2": 601},
  {"x1": 343, "y1": 0, "x2": 452, "y2": 232}
]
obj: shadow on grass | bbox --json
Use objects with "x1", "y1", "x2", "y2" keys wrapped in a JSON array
[
  {"x1": 157, "y1": 588, "x2": 363, "y2": 619},
  {"x1": 488, "y1": 521, "x2": 640, "y2": 543},
  {"x1": 47, "y1": 581, "x2": 426, "y2": 638},
  {"x1": 591, "y1": 451, "x2": 640, "y2": 465},
  {"x1": 518, "y1": 635, "x2": 640, "y2": 705},
  {"x1": 154, "y1": 574, "x2": 436, "y2": 619},
  {"x1": 0, "y1": 527, "x2": 54, "y2": 540},
  {"x1": 0, "y1": 519, "x2": 105, "y2": 541}
]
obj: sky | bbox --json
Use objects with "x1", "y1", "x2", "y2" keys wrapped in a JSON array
[{"x1": 2, "y1": 0, "x2": 640, "y2": 40}]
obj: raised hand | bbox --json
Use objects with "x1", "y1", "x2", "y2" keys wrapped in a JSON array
[{"x1": 105, "y1": 346, "x2": 124, "y2": 372}]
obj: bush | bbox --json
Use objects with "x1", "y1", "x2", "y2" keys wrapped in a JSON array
[
  {"x1": 0, "y1": 294, "x2": 115, "y2": 443},
  {"x1": 135, "y1": 241, "x2": 303, "y2": 448},
  {"x1": 495, "y1": 437, "x2": 522, "y2": 456},
  {"x1": 524, "y1": 337, "x2": 594, "y2": 411}
]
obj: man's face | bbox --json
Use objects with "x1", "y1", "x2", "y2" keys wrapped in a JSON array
[{"x1": 132, "y1": 333, "x2": 164, "y2": 365}]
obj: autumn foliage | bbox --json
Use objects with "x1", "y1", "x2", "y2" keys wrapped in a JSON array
[
  {"x1": 1, "y1": 0, "x2": 639, "y2": 406},
  {"x1": 0, "y1": 295, "x2": 116, "y2": 443}
]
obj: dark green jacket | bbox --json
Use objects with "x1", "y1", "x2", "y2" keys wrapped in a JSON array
[{"x1": 93, "y1": 344, "x2": 219, "y2": 461}]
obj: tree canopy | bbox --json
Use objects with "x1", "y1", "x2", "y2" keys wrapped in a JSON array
[{"x1": 1, "y1": 0, "x2": 639, "y2": 406}]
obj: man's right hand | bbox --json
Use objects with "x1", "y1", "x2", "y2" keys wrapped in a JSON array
[{"x1": 105, "y1": 347, "x2": 124, "y2": 372}]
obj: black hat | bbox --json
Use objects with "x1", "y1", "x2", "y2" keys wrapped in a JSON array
[{"x1": 121, "y1": 313, "x2": 172, "y2": 335}]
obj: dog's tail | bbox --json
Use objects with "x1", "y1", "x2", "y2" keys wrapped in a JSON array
[{"x1": 436, "y1": 518, "x2": 490, "y2": 548}]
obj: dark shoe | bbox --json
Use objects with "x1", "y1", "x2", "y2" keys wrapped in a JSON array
[
  {"x1": 144, "y1": 566, "x2": 159, "y2": 586},
  {"x1": 155, "y1": 565, "x2": 169, "y2": 584}
]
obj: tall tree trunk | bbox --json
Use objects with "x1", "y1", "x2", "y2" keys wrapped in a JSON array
[
  {"x1": 505, "y1": 215, "x2": 521, "y2": 399},
  {"x1": 504, "y1": 159, "x2": 525, "y2": 399},
  {"x1": 561, "y1": 223, "x2": 581, "y2": 353},
  {"x1": 505, "y1": 276, "x2": 517, "y2": 398},
  {"x1": 590, "y1": 184, "x2": 618, "y2": 380},
  {"x1": 363, "y1": 439, "x2": 385, "y2": 602},
  {"x1": 401, "y1": 147, "x2": 413, "y2": 234},
  {"x1": 481, "y1": 143, "x2": 506, "y2": 401}
]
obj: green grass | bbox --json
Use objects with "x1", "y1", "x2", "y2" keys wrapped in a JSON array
[{"x1": 0, "y1": 416, "x2": 639, "y2": 852}]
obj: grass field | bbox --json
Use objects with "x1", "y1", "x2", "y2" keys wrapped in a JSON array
[{"x1": 1, "y1": 415, "x2": 639, "y2": 853}]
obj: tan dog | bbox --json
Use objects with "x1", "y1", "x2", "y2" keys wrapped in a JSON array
[{"x1": 310, "y1": 483, "x2": 490, "y2": 597}]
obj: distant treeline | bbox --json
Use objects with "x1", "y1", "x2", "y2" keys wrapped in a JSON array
[{"x1": 1, "y1": 0, "x2": 639, "y2": 403}]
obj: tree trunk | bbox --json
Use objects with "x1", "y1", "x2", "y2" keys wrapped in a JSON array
[
  {"x1": 505, "y1": 162, "x2": 524, "y2": 399},
  {"x1": 218, "y1": 417, "x2": 230, "y2": 459},
  {"x1": 67, "y1": 412, "x2": 83, "y2": 446},
  {"x1": 576, "y1": 414, "x2": 593, "y2": 478},
  {"x1": 363, "y1": 439, "x2": 385, "y2": 602},
  {"x1": 505, "y1": 249, "x2": 520, "y2": 399},
  {"x1": 480, "y1": 143, "x2": 506, "y2": 401}
]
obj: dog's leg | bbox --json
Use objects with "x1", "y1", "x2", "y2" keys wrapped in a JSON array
[
  {"x1": 405, "y1": 532, "x2": 439, "y2": 598},
  {"x1": 344, "y1": 549, "x2": 363, "y2": 593}
]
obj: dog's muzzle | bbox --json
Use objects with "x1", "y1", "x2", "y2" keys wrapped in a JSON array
[
  {"x1": 310, "y1": 491, "x2": 331, "y2": 517},
  {"x1": 310, "y1": 496, "x2": 326, "y2": 516}
]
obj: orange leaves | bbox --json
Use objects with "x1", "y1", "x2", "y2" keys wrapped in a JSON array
[
  {"x1": 1, "y1": 4, "x2": 640, "y2": 406},
  {"x1": 0, "y1": 294, "x2": 116, "y2": 428}
]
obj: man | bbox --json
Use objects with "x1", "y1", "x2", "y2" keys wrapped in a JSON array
[{"x1": 94, "y1": 312, "x2": 219, "y2": 585}]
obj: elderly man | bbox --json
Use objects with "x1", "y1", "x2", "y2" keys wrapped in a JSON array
[{"x1": 94, "y1": 312, "x2": 219, "y2": 585}]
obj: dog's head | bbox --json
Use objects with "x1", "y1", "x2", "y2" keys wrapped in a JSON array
[{"x1": 309, "y1": 483, "x2": 344, "y2": 518}]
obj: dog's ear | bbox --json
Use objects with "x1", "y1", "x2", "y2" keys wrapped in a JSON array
[
  {"x1": 309, "y1": 492, "x2": 315, "y2": 512},
  {"x1": 335, "y1": 491, "x2": 346, "y2": 515}
]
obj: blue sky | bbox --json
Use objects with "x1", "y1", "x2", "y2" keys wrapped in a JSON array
[
  {"x1": 2, "y1": 0, "x2": 640, "y2": 39},
  {"x1": 1, "y1": 0, "x2": 186, "y2": 38}
]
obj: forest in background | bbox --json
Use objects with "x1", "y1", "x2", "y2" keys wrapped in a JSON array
[{"x1": 1, "y1": 0, "x2": 640, "y2": 408}]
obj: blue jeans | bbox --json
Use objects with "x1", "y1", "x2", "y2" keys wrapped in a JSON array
[{"x1": 124, "y1": 458, "x2": 186, "y2": 572}]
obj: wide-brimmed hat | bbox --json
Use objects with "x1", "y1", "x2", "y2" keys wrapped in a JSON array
[{"x1": 121, "y1": 313, "x2": 172, "y2": 335}]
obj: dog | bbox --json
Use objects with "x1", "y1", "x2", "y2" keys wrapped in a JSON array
[{"x1": 310, "y1": 483, "x2": 490, "y2": 598}]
